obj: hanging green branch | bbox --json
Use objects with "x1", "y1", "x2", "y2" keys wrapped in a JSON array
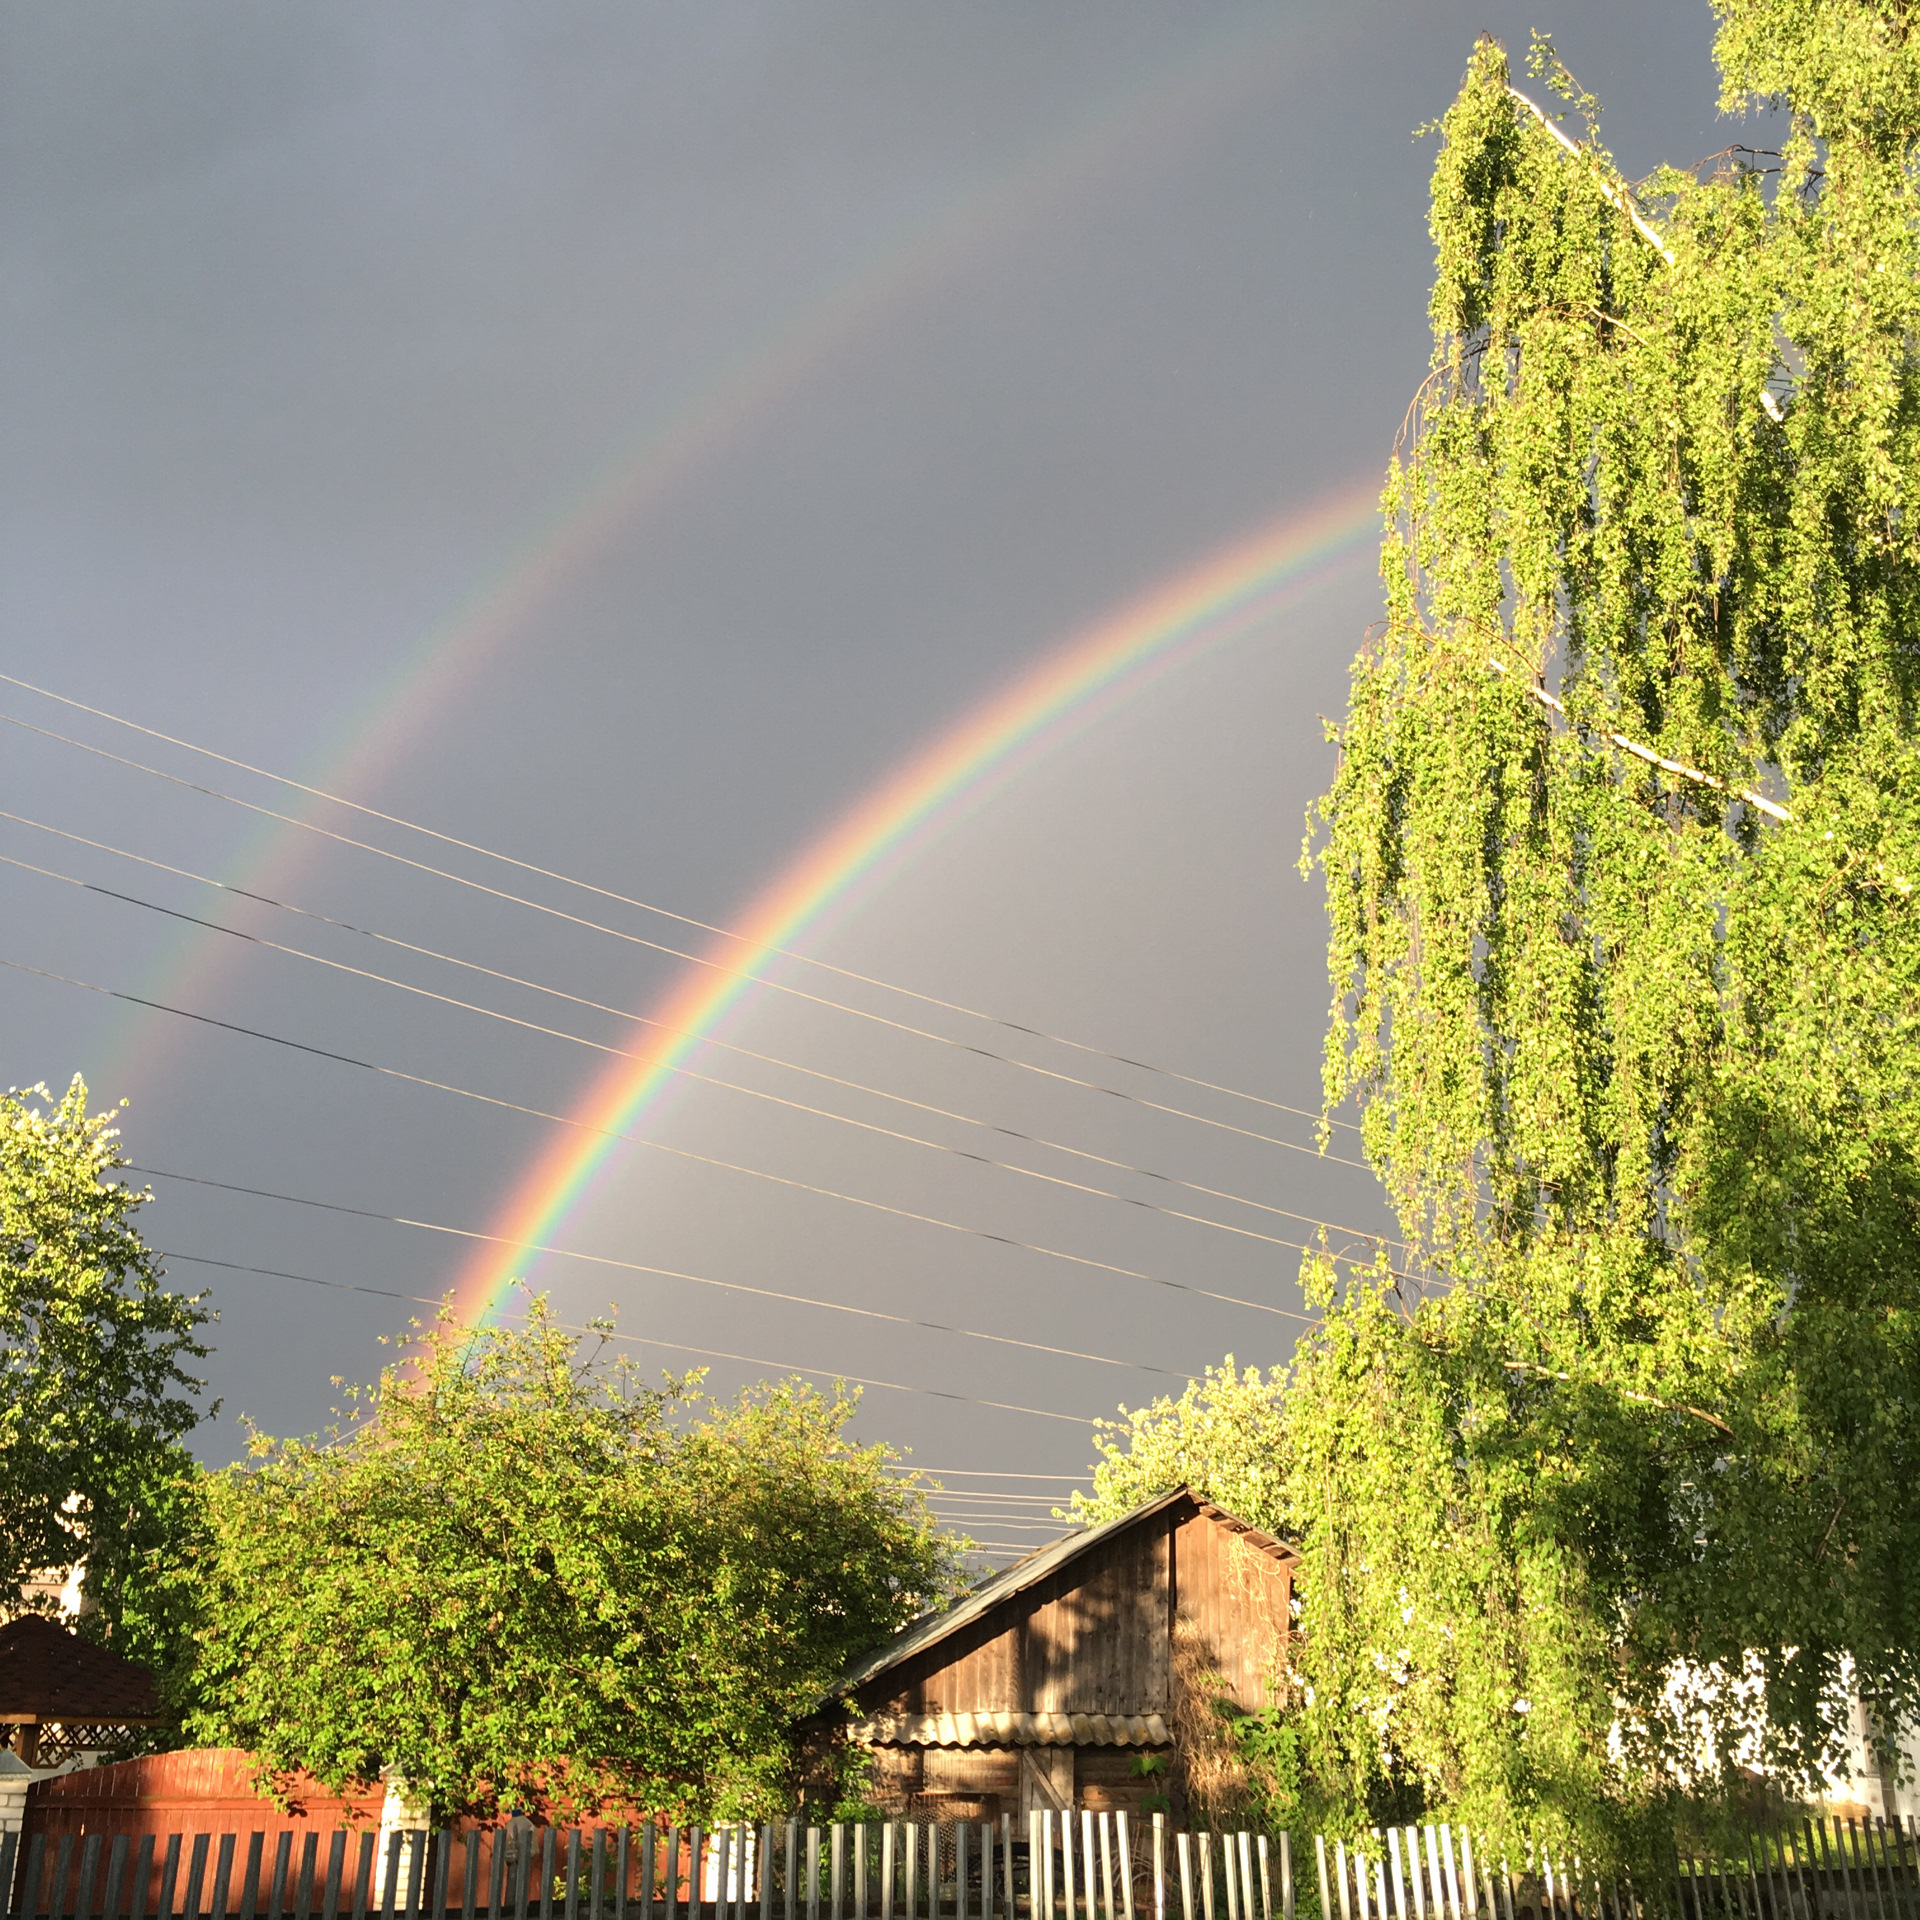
[{"x1": 1292, "y1": 5, "x2": 1920, "y2": 1866}]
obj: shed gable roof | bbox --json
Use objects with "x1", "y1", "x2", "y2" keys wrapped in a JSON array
[{"x1": 829, "y1": 1485, "x2": 1293, "y2": 1702}]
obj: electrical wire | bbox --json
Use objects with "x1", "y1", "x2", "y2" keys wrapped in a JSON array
[
  {"x1": 121, "y1": 1165, "x2": 1207, "y2": 1377},
  {"x1": 0, "y1": 671, "x2": 1361, "y2": 1134},
  {"x1": 0, "y1": 835, "x2": 1394, "y2": 1251},
  {"x1": 2, "y1": 809, "x2": 1371, "y2": 1177},
  {"x1": 13, "y1": 950, "x2": 1398, "y2": 1306},
  {"x1": 3, "y1": 713, "x2": 1358, "y2": 1163},
  {"x1": 154, "y1": 1252, "x2": 1091, "y2": 1427},
  {"x1": 888, "y1": 1467, "x2": 1082, "y2": 1480}
]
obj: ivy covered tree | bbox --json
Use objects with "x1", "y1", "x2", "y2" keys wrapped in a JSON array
[
  {"x1": 0, "y1": 1077, "x2": 212, "y2": 1674},
  {"x1": 184, "y1": 1300, "x2": 960, "y2": 1822},
  {"x1": 1289, "y1": 0, "x2": 1920, "y2": 1861}
]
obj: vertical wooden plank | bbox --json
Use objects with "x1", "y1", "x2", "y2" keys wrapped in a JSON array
[
  {"x1": 185, "y1": 1835, "x2": 212, "y2": 1920},
  {"x1": 881, "y1": 1830, "x2": 895, "y2": 1920},
  {"x1": 105, "y1": 1836, "x2": 132, "y2": 1920},
  {"x1": 1200, "y1": 1841, "x2": 1217, "y2": 1920},
  {"x1": 293, "y1": 1839, "x2": 316, "y2": 1920},
  {"x1": 958, "y1": 1827, "x2": 969, "y2": 1920},
  {"x1": 1098, "y1": 1821, "x2": 1114, "y2": 1920},
  {"x1": 344, "y1": 1836, "x2": 371, "y2": 1920},
  {"x1": 1887, "y1": 1819, "x2": 1913, "y2": 1920},
  {"x1": 615, "y1": 1831, "x2": 631, "y2": 1920},
  {"x1": 905, "y1": 1826, "x2": 916, "y2": 1920},
  {"x1": 1175, "y1": 1838, "x2": 1193, "y2": 1920},
  {"x1": 1238, "y1": 1840, "x2": 1255, "y2": 1920},
  {"x1": 591, "y1": 1835, "x2": 608, "y2": 1920},
  {"x1": 208, "y1": 1837, "x2": 235, "y2": 1920},
  {"x1": 663, "y1": 1829, "x2": 681, "y2": 1920},
  {"x1": 22, "y1": 1837, "x2": 47, "y2": 1920},
  {"x1": 0, "y1": 1832, "x2": 17, "y2": 1920},
  {"x1": 319, "y1": 1834, "x2": 344, "y2": 1920},
  {"x1": 1042, "y1": 1817, "x2": 1054, "y2": 1920},
  {"x1": 267, "y1": 1837, "x2": 292, "y2": 1920},
  {"x1": 1151, "y1": 1819, "x2": 1165, "y2": 1920},
  {"x1": 21, "y1": 1835, "x2": 48, "y2": 1920},
  {"x1": 1458, "y1": 1837, "x2": 1477, "y2": 1920},
  {"x1": 404, "y1": 1838, "x2": 426, "y2": 1920},
  {"x1": 829, "y1": 1831, "x2": 842, "y2": 1920},
  {"x1": 1865, "y1": 1821, "x2": 1893, "y2": 1920},
  {"x1": 241, "y1": 1837, "x2": 266, "y2": 1920},
  {"x1": 1438, "y1": 1833, "x2": 1460, "y2": 1920},
  {"x1": 637, "y1": 1831, "x2": 656, "y2": 1920},
  {"x1": 130, "y1": 1838, "x2": 157, "y2": 1920},
  {"x1": 495, "y1": 1835, "x2": 518, "y2": 1920},
  {"x1": 1118, "y1": 1818, "x2": 1136, "y2": 1920},
  {"x1": 1078, "y1": 1817, "x2": 1095, "y2": 1920},
  {"x1": 853, "y1": 1829, "x2": 867, "y2": 1920},
  {"x1": 376, "y1": 1835, "x2": 400, "y2": 1920},
  {"x1": 760, "y1": 1830, "x2": 775, "y2": 1920},
  {"x1": 75, "y1": 1836, "x2": 103, "y2": 1920},
  {"x1": 783, "y1": 1830, "x2": 798, "y2": 1920},
  {"x1": 1279, "y1": 1838, "x2": 1293, "y2": 1920},
  {"x1": 1002, "y1": 1820, "x2": 1014, "y2": 1920},
  {"x1": 806, "y1": 1831, "x2": 820, "y2": 1920},
  {"x1": 983, "y1": 1828, "x2": 994, "y2": 1920},
  {"x1": 1422, "y1": 1835, "x2": 1444, "y2": 1920},
  {"x1": 1061, "y1": 1818, "x2": 1075, "y2": 1920},
  {"x1": 50, "y1": 1836, "x2": 74, "y2": 1920}
]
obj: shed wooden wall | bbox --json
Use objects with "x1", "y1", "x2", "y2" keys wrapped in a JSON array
[{"x1": 853, "y1": 1496, "x2": 1291, "y2": 1723}]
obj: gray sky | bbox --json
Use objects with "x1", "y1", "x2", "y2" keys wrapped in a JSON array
[{"x1": 1, "y1": 1, "x2": 1736, "y2": 1551}]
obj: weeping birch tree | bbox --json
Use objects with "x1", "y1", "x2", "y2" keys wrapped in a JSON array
[{"x1": 1295, "y1": 1, "x2": 1920, "y2": 1859}]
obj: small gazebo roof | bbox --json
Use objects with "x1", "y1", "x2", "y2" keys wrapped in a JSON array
[{"x1": 0, "y1": 1616, "x2": 161, "y2": 1724}]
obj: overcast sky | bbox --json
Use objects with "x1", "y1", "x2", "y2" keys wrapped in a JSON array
[{"x1": 1, "y1": 1, "x2": 1738, "y2": 1552}]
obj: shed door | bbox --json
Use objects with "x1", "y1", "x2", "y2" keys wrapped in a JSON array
[{"x1": 1018, "y1": 1748, "x2": 1073, "y2": 1816}]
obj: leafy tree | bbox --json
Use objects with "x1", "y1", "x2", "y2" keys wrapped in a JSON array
[
  {"x1": 1289, "y1": 0, "x2": 1920, "y2": 1862},
  {"x1": 0, "y1": 1077, "x2": 212, "y2": 1675},
  {"x1": 184, "y1": 1300, "x2": 960, "y2": 1822},
  {"x1": 1071, "y1": 1360, "x2": 1287, "y2": 1532}
]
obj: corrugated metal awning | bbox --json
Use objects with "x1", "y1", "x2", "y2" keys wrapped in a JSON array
[{"x1": 850, "y1": 1711, "x2": 1171, "y2": 1750}]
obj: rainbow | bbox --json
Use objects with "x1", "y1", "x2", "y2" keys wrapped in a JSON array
[
  {"x1": 106, "y1": 6, "x2": 1313, "y2": 1103},
  {"x1": 455, "y1": 479, "x2": 1381, "y2": 1325}
]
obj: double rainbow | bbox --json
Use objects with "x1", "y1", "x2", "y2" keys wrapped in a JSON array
[{"x1": 453, "y1": 479, "x2": 1380, "y2": 1326}]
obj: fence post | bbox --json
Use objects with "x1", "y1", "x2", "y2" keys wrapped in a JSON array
[
  {"x1": 1119, "y1": 1819, "x2": 1136, "y2": 1920},
  {"x1": 806, "y1": 1832, "x2": 820, "y2": 1920},
  {"x1": 1279, "y1": 1839, "x2": 1293, "y2": 1920},
  {"x1": 1177, "y1": 1837, "x2": 1194, "y2": 1920},
  {"x1": 1003, "y1": 1821, "x2": 1015, "y2": 1920}
]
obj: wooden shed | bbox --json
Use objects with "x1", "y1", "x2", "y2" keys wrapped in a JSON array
[{"x1": 805, "y1": 1487, "x2": 1295, "y2": 1824}]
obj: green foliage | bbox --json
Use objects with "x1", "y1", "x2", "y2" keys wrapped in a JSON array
[
  {"x1": 0, "y1": 1077, "x2": 212, "y2": 1677},
  {"x1": 183, "y1": 1300, "x2": 961, "y2": 1823},
  {"x1": 1291, "y1": 2, "x2": 1920, "y2": 1866},
  {"x1": 1071, "y1": 1360, "x2": 1287, "y2": 1532}
]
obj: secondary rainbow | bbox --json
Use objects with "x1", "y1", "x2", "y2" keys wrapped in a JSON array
[
  {"x1": 106, "y1": 7, "x2": 1308, "y2": 1105},
  {"x1": 454, "y1": 479, "x2": 1381, "y2": 1326}
]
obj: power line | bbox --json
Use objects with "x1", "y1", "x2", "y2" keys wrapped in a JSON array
[
  {"x1": 155, "y1": 1251, "x2": 1092, "y2": 1427},
  {"x1": 887, "y1": 1467, "x2": 1085, "y2": 1480},
  {"x1": 4, "y1": 714, "x2": 1358, "y2": 1164},
  {"x1": 3, "y1": 809, "x2": 1371, "y2": 1176},
  {"x1": 124, "y1": 1163, "x2": 1202, "y2": 1378},
  {"x1": 0, "y1": 672, "x2": 1361, "y2": 1135},
  {"x1": 12, "y1": 950, "x2": 1388, "y2": 1312},
  {"x1": 3, "y1": 852, "x2": 1413, "y2": 1259}
]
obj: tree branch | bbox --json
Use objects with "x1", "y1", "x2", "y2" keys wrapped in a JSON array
[
  {"x1": 1506, "y1": 84, "x2": 1675, "y2": 267},
  {"x1": 1505, "y1": 1360, "x2": 1733, "y2": 1435},
  {"x1": 1485, "y1": 655, "x2": 1794, "y2": 822}
]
